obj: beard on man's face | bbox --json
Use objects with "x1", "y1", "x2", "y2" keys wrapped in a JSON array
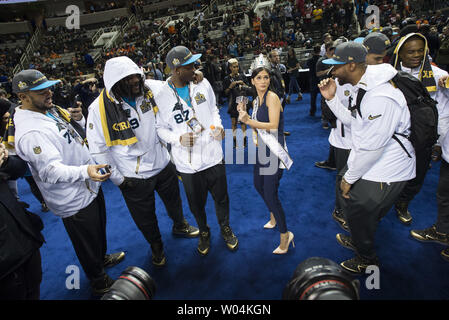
[{"x1": 29, "y1": 94, "x2": 53, "y2": 111}]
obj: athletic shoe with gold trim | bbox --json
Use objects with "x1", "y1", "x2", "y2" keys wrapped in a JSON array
[
  {"x1": 198, "y1": 230, "x2": 210, "y2": 256},
  {"x1": 395, "y1": 202, "x2": 412, "y2": 225},
  {"x1": 410, "y1": 225, "x2": 449, "y2": 245},
  {"x1": 441, "y1": 248, "x2": 449, "y2": 262},
  {"x1": 340, "y1": 256, "x2": 379, "y2": 274},
  {"x1": 150, "y1": 241, "x2": 166, "y2": 267},
  {"x1": 336, "y1": 233, "x2": 355, "y2": 251},
  {"x1": 332, "y1": 209, "x2": 349, "y2": 232},
  {"x1": 172, "y1": 220, "x2": 199, "y2": 238},
  {"x1": 104, "y1": 251, "x2": 126, "y2": 268},
  {"x1": 221, "y1": 226, "x2": 238, "y2": 251}
]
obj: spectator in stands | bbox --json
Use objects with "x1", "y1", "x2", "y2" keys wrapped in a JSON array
[
  {"x1": 312, "y1": 5, "x2": 324, "y2": 31},
  {"x1": 223, "y1": 58, "x2": 251, "y2": 148},
  {"x1": 203, "y1": 54, "x2": 224, "y2": 104},
  {"x1": 73, "y1": 77, "x2": 101, "y2": 118},
  {"x1": 343, "y1": 0, "x2": 354, "y2": 29},
  {"x1": 145, "y1": 62, "x2": 164, "y2": 81},
  {"x1": 285, "y1": 47, "x2": 302, "y2": 103},
  {"x1": 320, "y1": 33, "x2": 333, "y2": 57},
  {"x1": 307, "y1": 45, "x2": 322, "y2": 117},
  {"x1": 303, "y1": 2, "x2": 313, "y2": 31},
  {"x1": 437, "y1": 25, "x2": 449, "y2": 72},
  {"x1": 261, "y1": 15, "x2": 272, "y2": 40}
]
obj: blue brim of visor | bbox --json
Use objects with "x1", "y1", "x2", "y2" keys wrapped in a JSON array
[
  {"x1": 322, "y1": 58, "x2": 346, "y2": 65},
  {"x1": 181, "y1": 53, "x2": 203, "y2": 66}
]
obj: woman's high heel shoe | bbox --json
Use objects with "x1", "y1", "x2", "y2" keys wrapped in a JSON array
[
  {"x1": 273, "y1": 231, "x2": 295, "y2": 254},
  {"x1": 263, "y1": 220, "x2": 276, "y2": 229}
]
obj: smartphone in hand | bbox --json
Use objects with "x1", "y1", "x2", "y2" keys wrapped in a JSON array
[{"x1": 99, "y1": 165, "x2": 111, "y2": 175}]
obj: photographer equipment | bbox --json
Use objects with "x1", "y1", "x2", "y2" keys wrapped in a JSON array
[
  {"x1": 283, "y1": 257, "x2": 359, "y2": 300},
  {"x1": 101, "y1": 266, "x2": 156, "y2": 300},
  {"x1": 73, "y1": 94, "x2": 82, "y2": 108}
]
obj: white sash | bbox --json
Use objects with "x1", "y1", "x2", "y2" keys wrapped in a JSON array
[{"x1": 251, "y1": 96, "x2": 293, "y2": 170}]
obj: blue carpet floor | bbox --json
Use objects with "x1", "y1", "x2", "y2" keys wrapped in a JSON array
[{"x1": 17, "y1": 92, "x2": 449, "y2": 300}]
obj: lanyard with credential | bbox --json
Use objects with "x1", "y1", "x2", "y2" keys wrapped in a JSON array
[
  {"x1": 168, "y1": 80, "x2": 193, "y2": 113},
  {"x1": 168, "y1": 80, "x2": 195, "y2": 164},
  {"x1": 45, "y1": 110, "x2": 84, "y2": 145}
]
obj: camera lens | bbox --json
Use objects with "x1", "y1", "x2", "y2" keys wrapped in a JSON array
[
  {"x1": 283, "y1": 257, "x2": 359, "y2": 300},
  {"x1": 101, "y1": 266, "x2": 156, "y2": 300}
]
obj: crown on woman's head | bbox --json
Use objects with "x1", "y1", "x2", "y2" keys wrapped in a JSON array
[{"x1": 249, "y1": 54, "x2": 271, "y2": 74}]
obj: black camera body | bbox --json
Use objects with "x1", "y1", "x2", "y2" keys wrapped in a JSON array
[
  {"x1": 101, "y1": 266, "x2": 156, "y2": 300},
  {"x1": 283, "y1": 257, "x2": 360, "y2": 300}
]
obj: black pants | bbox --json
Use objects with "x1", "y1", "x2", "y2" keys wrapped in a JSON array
[
  {"x1": 120, "y1": 162, "x2": 185, "y2": 245},
  {"x1": 327, "y1": 144, "x2": 336, "y2": 167},
  {"x1": 62, "y1": 189, "x2": 107, "y2": 283},
  {"x1": 25, "y1": 176, "x2": 45, "y2": 204},
  {"x1": 309, "y1": 83, "x2": 320, "y2": 116},
  {"x1": 334, "y1": 147, "x2": 351, "y2": 212},
  {"x1": 0, "y1": 249, "x2": 42, "y2": 300},
  {"x1": 436, "y1": 160, "x2": 449, "y2": 234},
  {"x1": 343, "y1": 178, "x2": 407, "y2": 261},
  {"x1": 179, "y1": 163, "x2": 230, "y2": 233},
  {"x1": 396, "y1": 147, "x2": 432, "y2": 204},
  {"x1": 254, "y1": 160, "x2": 286, "y2": 233}
]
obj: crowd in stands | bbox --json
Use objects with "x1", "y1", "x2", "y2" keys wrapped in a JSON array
[{"x1": 1, "y1": 0, "x2": 449, "y2": 106}]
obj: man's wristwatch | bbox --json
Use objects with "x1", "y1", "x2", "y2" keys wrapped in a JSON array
[{"x1": 342, "y1": 177, "x2": 351, "y2": 185}]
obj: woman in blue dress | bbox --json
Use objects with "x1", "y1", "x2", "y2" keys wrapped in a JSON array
[{"x1": 238, "y1": 57, "x2": 294, "y2": 254}]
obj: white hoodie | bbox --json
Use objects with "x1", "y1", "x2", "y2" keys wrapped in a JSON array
[
  {"x1": 326, "y1": 63, "x2": 416, "y2": 183},
  {"x1": 400, "y1": 63, "x2": 449, "y2": 145},
  {"x1": 14, "y1": 108, "x2": 100, "y2": 218},
  {"x1": 87, "y1": 56, "x2": 170, "y2": 186},
  {"x1": 328, "y1": 79, "x2": 353, "y2": 150},
  {"x1": 155, "y1": 78, "x2": 224, "y2": 174}
]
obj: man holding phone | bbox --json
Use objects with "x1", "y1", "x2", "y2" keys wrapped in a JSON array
[
  {"x1": 10, "y1": 69, "x2": 124, "y2": 296},
  {"x1": 86, "y1": 56, "x2": 200, "y2": 268},
  {"x1": 223, "y1": 58, "x2": 251, "y2": 148},
  {"x1": 155, "y1": 46, "x2": 238, "y2": 256}
]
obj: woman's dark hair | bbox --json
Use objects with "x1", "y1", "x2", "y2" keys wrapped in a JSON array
[
  {"x1": 250, "y1": 66, "x2": 275, "y2": 96},
  {"x1": 250, "y1": 66, "x2": 271, "y2": 79}
]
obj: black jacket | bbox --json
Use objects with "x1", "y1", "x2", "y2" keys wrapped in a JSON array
[
  {"x1": 0, "y1": 156, "x2": 45, "y2": 280},
  {"x1": 270, "y1": 63, "x2": 285, "y2": 99}
]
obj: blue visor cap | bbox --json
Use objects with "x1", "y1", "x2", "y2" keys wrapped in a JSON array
[
  {"x1": 181, "y1": 53, "x2": 202, "y2": 66},
  {"x1": 322, "y1": 42, "x2": 367, "y2": 65},
  {"x1": 322, "y1": 58, "x2": 347, "y2": 65},
  {"x1": 30, "y1": 79, "x2": 61, "y2": 91},
  {"x1": 12, "y1": 69, "x2": 61, "y2": 93},
  {"x1": 166, "y1": 46, "x2": 203, "y2": 69}
]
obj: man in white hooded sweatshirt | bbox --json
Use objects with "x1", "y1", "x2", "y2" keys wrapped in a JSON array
[
  {"x1": 319, "y1": 42, "x2": 416, "y2": 273},
  {"x1": 86, "y1": 56, "x2": 199, "y2": 267},
  {"x1": 390, "y1": 32, "x2": 449, "y2": 226},
  {"x1": 11, "y1": 69, "x2": 125, "y2": 296}
]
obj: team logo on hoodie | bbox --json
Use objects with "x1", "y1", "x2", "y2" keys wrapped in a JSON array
[
  {"x1": 33, "y1": 146, "x2": 42, "y2": 154},
  {"x1": 194, "y1": 92, "x2": 206, "y2": 105},
  {"x1": 140, "y1": 101, "x2": 152, "y2": 114}
]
